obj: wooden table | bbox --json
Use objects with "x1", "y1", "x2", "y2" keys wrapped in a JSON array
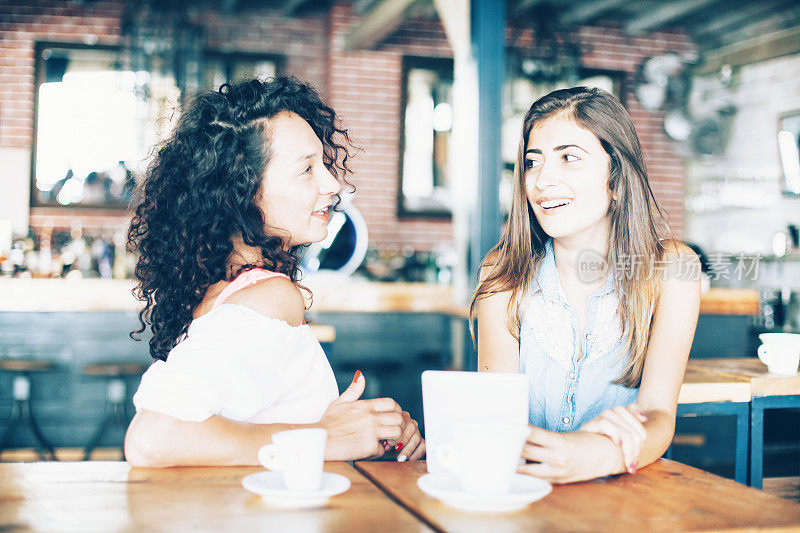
[
  {"x1": 688, "y1": 358, "x2": 800, "y2": 489},
  {"x1": 356, "y1": 459, "x2": 800, "y2": 532},
  {"x1": 690, "y1": 358, "x2": 800, "y2": 398},
  {"x1": 0, "y1": 461, "x2": 431, "y2": 532}
]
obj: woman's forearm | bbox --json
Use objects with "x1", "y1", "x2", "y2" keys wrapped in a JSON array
[
  {"x1": 574, "y1": 408, "x2": 675, "y2": 481},
  {"x1": 637, "y1": 408, "x2": 676, "y2": 468},
  {"x1": 124, "y1": 410, "x2": 303, "y2": 467},
  {"x1": 592, "y1": 408, "x2": 675, "y2": 477}
]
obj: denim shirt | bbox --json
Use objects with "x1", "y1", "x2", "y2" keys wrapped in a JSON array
[{"x1": 519, "y1": 239, "x2": 638, "y2": 431}]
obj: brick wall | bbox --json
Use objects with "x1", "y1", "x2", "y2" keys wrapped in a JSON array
[
  {"x1": 327, "y1": 3, "x2": 455, "y2": 251},
  {"x1": 2, "y1": 1, "x2": 692, "y2": 248}
]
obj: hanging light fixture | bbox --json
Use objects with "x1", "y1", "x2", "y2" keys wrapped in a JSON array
[
  {"x1": 509, "y1": 3, "x2": 583, "y2": 87},
  {"x1": 119, "y1": 0, "x2": 205, "y2": 98}
]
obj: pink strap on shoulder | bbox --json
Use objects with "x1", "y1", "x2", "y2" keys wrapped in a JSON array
[{"x1": 212, "y1": 268, "x2": 291, "y2": 310}]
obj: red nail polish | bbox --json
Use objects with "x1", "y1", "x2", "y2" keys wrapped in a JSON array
[
  {"x1": 395, "y1": 443, "x2": 404, "y2": 452},
  {"x1": 352, "y1": 370, "x2": 362, "y2": 383}
]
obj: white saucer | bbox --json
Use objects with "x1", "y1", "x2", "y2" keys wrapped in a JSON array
[
  {"x1": 417, "y1": 473, "x2": 551, "y2": 512},
  {"x1": 242, "y1": 471, "x2": 351, "y2": 508}
]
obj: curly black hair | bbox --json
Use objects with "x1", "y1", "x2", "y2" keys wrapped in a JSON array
[{"x1": 128, "y1": 76, "x2": 357, "y2": 361}]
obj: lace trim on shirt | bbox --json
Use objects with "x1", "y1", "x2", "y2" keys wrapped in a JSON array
[
  {"x1": 522, "y1": 291, "x2": 574, "y2": 370},
  {"x1": 585, "y1": 292, "x2": 624, "y2": 363}
]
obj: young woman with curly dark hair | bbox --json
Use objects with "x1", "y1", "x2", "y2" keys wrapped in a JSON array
[{"x1": 124, "y1": 77, "x2": 424, "y2": 467}]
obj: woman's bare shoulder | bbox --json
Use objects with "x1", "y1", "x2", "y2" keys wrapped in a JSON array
[{"x1": 224, "y1": 276, "x2": 305, "y2": 326}]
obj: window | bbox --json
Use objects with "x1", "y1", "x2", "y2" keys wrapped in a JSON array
[
  {"x1": 399, "y1": 56, "x2": 454, "y2": 218},
  {"x1": 31, "y1": 42, "x2": 281, "y2": 209}
]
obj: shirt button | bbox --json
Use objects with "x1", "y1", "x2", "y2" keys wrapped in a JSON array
[
  {"x1": 562, "y1": 417, "x2": 571, "y2": 424},
  {"x1": 569, "y1": 371, "x2": 577, "y2": 379}
]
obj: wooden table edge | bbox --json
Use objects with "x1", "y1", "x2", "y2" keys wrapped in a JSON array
[
  {"x1": 354, "y1": 459, "x2": 800, "y2": 532},
  {"x1": 354, "y1": 461, "x2": 444, "y2": 533}
]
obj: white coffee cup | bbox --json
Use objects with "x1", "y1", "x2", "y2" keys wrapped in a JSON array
[
  {"x1": 436, "y1": 422, "x2": 530, "y2": 495},
  {"x1": 758, "y1": 333, "x2": 800, "y2": 376},
  {"x1": 258, "y1": 428, "x2": 327, "y2": 492}
]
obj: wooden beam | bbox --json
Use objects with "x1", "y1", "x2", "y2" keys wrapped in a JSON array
[
  {"x1": 626, "y1": 0, "x2": 717, "y2": 33},
  {"x1": 433, "y1": 0, "x2": 470, "y2": 54},
  {"x1": 691, "y1": 0, "x2": 785, "y2": 39},
  {"x1": 353, "y1": 0, "x2": 381, "y2": 15},
  {"x1": 219, "y1": 0, "x2": 239, "y2": 14},
  {"x1": 697, "y1": 5, "x2": 800, "y2": 51},
  {"x1": 698, "y1": 25, "x2": 800, "y2": 74},
  {"x1": 559, "y1": 0, "x2": 628, "y2": 26},
  {"x1": 342, "y1": 0, "x2": 420, "y2": 52},
  {"x1": 514, "y1": 0, "x2": 548, "y2": 13},
  {"x1": 282, "y1": 0, "x2": 313, "y2": 17}
]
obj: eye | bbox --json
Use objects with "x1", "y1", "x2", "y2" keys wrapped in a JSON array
[
  {"x1": 524, "y1": 158, "x2": 541, "y2": 171},
  {"x1": 302, "y1": 165, "x2": 312, "y2": 174},
  {"x1": 562, "y1": 153, "x2": 580, "y2": 163}
]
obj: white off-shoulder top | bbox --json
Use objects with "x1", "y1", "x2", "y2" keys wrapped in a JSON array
[{"x1": 132, "y1": 269, "x2": 339, "y2": 424}]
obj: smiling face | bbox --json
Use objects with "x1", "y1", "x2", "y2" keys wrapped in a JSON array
[
  {"x1": 260, "y1": 111, "x2": 342, "y2": 247},
  {"x1": 524, "y1": 114, "x2": 613, "y2": 241}
]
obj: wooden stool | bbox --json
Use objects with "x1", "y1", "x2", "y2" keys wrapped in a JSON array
[
  {"x1": 0, "y1": 359, "x2": 57, "y2": 461},
  {"x1": 82, "y1": 363, "x2": 148, "y2": 461}
]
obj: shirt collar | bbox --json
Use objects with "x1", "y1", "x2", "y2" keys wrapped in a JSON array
[{"x1": 533, "y1": 239, "x2": 615, "y2": 302}]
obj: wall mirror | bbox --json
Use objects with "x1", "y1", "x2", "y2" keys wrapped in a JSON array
[
  {"x1": 32, "y1": 42, "x2": 280, "y2": 209},
  {"x1": 398, "y1": 56, "x2": 454, "y2": 218}
]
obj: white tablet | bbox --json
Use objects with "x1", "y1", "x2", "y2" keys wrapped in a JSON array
[{"x1": 421, "y1": 370, "x2": 529, "y2": 473}]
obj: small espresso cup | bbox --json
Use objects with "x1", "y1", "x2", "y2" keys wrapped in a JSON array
[
  {"x1": 757, "y1": 333, "x2": 800, "y2": 376},
  {"x1": 258, "y1": 428, "x2": 327, "y2": 492},
  {"x1": 436, "y1": 422, "x2": 530, "y2": 495}
]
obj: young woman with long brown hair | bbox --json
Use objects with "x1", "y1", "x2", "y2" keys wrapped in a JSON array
[{"x1": 471, "y1": 86, "x2": 700, "y2": 484}]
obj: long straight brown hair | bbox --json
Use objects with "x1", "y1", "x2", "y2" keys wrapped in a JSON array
[{"x1": 469, "y1": 86, "x2": 671, "y2": 388}]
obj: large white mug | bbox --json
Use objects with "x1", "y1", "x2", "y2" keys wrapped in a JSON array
[
  {"x1": 436, "y1": 422, "x2": 530, "y2": 495},
  {"x1": 258, "y1": 428, "x2": 327, "y2": 492},
  {"x1": 757, "y1": 333, "x2": 800, "y2": 376}
]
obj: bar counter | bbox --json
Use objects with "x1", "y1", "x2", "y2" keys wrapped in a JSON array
[{"x1": 0, "y1": 278, "x2": 759, "y2": 315}]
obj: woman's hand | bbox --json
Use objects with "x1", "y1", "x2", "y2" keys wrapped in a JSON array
[
  {"x1": 518, "y1": 426, "x2": 629, "y2": 484},
  {"x1": 579, "y1": 404, "x2": 648, "y2": 474},
  {"x1": 317, "y1": 372, "x2": 424, "y2": 461},
  {"x1": 390, "y1": 410, "x2": 426, "y2": 462}
]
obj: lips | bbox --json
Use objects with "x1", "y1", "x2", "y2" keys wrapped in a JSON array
[
  {"x1": 311, "y1": 204, "x2": 331, "y2": 221},
  {"x1": 536, "y1": 197, "x2": 574, "y2": 210},
  {"x1": 311, "y1": 205, "x2": 331, "y2": 216}
]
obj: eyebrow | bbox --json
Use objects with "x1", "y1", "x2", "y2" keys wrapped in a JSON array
[
  {"x1": 294, "y1": 153, "x2": 318, "y2": 164},
  {"x1": 525, "y1": 144, "x2": 588, "y2": 155}
]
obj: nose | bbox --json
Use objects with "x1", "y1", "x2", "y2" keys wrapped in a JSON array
[
  {"x1": 318, "y1": 166, "x2": 342, "y2": 197},
  {"x1": 535, "y1": 158, "x2": 562, "y2": 190}
]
